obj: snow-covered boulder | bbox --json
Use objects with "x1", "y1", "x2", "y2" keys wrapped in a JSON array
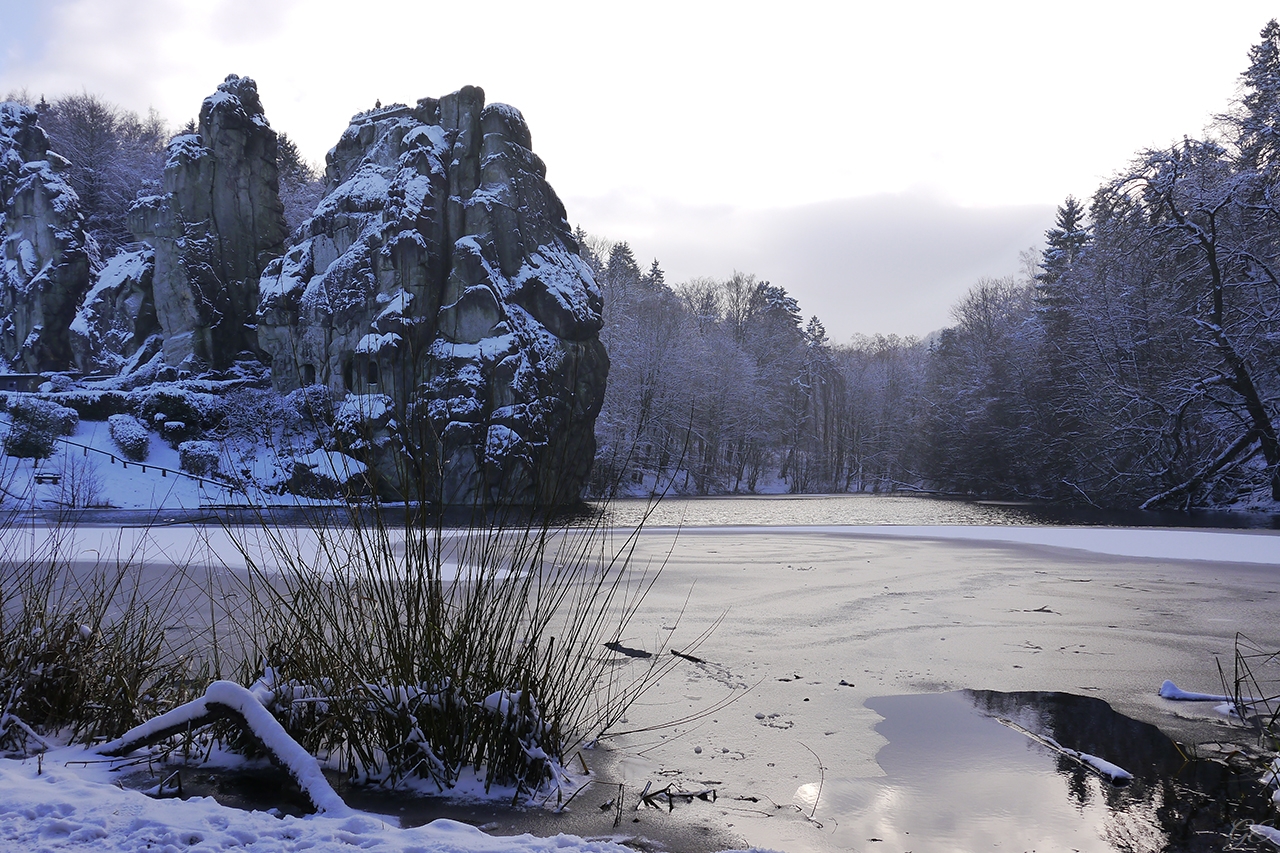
[
  {"x1": 132, "y1": 75, "x2": 287, "y2": 371},
  {"x1": 283, "y1": 448, "x2": 368, "y2": 498},
  {"x1": 0, "y1": 103, "x2": 93, "y2": 372},
  {"x1": 257, "y1": 88, "x2": 607, "y2": 505}
]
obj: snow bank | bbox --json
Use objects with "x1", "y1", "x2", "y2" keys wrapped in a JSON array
[{"x1": 0, "y1": 750, "x2": 655, "y2": 853}]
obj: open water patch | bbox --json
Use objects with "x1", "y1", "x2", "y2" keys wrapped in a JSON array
[{"x1": 804, "y1": 690, "x2": 1274, "y2": 852}]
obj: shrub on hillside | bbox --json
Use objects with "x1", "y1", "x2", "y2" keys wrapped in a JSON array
[
  {"x1": 132, "y1": 387, "x2": 221, "y2": 431},
  {"x1": 160, "y1": 420, "x2": 196, "y2": 448},
  {"x1": 107, "y1": 414, "x2": 150, "y2": 462},
  {"x1": 178, "y1": 440, "x2": 219, "y2": 476},
  {"x1": 286, "y1": 384, "x2": 335, "y2": 427},
  {"x1": 4, "y1": 398, "x2": 79, "y2": 459},
  {"x1": 47, "y1": 389, "x2": 132, "y2": 421}
]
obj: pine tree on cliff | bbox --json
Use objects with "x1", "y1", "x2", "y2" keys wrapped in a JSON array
[{"x1": 1231, "y1": 18, "x2": 1280, "y2": 174}]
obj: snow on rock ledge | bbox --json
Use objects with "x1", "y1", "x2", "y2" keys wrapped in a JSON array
[{"x1": 257, "y1": 88, "x2": 607, "y2": 506}]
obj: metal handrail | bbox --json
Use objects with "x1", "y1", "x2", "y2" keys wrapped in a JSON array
[{"x1": 0, "y1": 414, "x2": 241, "y2": 493}]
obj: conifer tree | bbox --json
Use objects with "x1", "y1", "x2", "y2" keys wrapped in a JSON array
[{"x1": 1232, "y1": 19, "x2": 1280, "y2": 174}]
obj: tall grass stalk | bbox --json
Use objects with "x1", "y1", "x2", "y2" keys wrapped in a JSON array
[
  {"x1": 218, "y1": 496, "x2": 678, "y2": 796},
  {"x1": 1224, "y1": 633, "x2": 1280, "y2": 749},
  {"x1": 0, "y1": 508, "x2": 208, "y2": 750}
]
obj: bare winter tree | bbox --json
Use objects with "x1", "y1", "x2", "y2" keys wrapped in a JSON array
[{"x1": 36, "y1": 93, "x2": 167, "y2": 255}]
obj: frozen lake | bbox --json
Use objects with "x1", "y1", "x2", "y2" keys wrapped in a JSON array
[
  {"x1": 567, "y1": 515, "x2": 1280, "y2": 851},
  {"x1": 10, "y1": 494, "x2": 1280, "y2": 851}
]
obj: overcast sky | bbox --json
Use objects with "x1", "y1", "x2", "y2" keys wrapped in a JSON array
[{"x1": 2, "y1": 0, "x2": 1276, "y2": 342}]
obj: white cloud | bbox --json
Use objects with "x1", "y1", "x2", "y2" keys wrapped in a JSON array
[
  {"x1": 569, "y1": 191, "x2": 1053, "y2": 342},
  {"x1": 0, "y1": 0, "x2": 1272, "y2": 335}
]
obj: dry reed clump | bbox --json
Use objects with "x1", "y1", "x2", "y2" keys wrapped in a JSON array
[
  {"x1": 0, "y1": 510, "x2": 207, "y2": 752},
  {"x1": 218, "y1": 499, "x2": 677, "y2": 797}
]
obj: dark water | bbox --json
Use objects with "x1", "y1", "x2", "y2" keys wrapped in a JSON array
[
  {"x1": 827, "y1": 690, "x2": 1274, "y2": 852},
  {"x1": 120, "y1": 690, "x2": 1275, "y2": 853}
]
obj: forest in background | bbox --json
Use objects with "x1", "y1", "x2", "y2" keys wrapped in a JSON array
[
  {"x1": 588, "y1": 20, "x2": 1280, "y2": 511},
  {"x1": 10, "y1": 19, "x2": 1280, "y2": 511}
]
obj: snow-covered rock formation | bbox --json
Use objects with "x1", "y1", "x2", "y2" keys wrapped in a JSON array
[
  {"x1": 132, "y1": 75, "x2": 287, "y2": 371},
  {"x1": 0, "y1": 103, "x2": 93, "y2": 372},
  {"x1": 69, "y1": 246, "x2": 160, "y2": 374},
  {"x1": 258, "y1": 87, "x2": 607, "y2": 505}
]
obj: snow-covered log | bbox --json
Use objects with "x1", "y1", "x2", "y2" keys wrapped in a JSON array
[{"x1": 96, "y1": 680, "x2": 351, "y2": 816}]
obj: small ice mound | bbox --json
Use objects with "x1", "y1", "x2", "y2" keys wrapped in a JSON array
[
  {"x1": 1159, "y1": 680, "x2": 1232, "y2": 702},
  {"x1": 1251, "y1": 824, "x2": 1280, "y2": 848}
]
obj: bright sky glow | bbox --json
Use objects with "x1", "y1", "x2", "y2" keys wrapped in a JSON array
[{"x1": 2, "y1": 0, "x2": 1276, "y2": 340}]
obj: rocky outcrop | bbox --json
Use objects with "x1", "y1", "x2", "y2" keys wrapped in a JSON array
[
  {"x1": 258, "y1": 88, "x2": 607, "y2": 505},
  {"x1": 69, "y1": 246, "x2": 159, "y2": 373},
  {"x1": 0, "y1": 103, "x2": 93, "y2": 372},
  {"x1": 139, "y1": 74, "x2": 287, "y2": 370}
]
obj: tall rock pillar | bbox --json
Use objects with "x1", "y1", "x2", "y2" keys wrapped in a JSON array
[
  {"x1": 0, "y1": 103, "x2": 92, "y2": 372},
  {"x1": 142, "y1": 74, "x2": 287, "y2": 370}
]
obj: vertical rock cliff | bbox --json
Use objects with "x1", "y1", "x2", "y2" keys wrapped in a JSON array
[
  {"x1": 258, "y1": 87, "x2": 607, "y2": 505},
  {"x1": 135, "y1": 74, "x2": 287, "y2": 370},
  {"x1": 0, "y1": 103, "x2": 92, "y2": 372}
]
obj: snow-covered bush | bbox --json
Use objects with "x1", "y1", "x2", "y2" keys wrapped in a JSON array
[
  {"x1": 0, "y1": 547, "x2": 202, "y2": 750},
  {"x1": 160, "y1": 420, "x2": 193, "y2": 448},
  {"x1": 286, "y1": 384, "x2": 334, "y2": 427},
  {"x1": 233, "y1": 493, "x2": 669, "y2": 796},
  {"x1": 334, "y1": 393, "x2": 395, "y2": 452},
  {"x1": 107, "y1": 414, "x2": 150, "y2": 461},
  {"x1": 46, "y1": 389, "x2": 131, "y2": 421},
  {"x1": 132, "y1": 386, "x2": 221, "y2": 431},
  {"x1": 178, "y1": 440, "x2": 220, "y2": 476},
  {"x1": 4, "y1": 397, "x2": 79, "y2": 459}
]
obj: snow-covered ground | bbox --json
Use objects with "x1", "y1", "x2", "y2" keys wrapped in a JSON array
[
  {"x1": 0, "y1": 412, "x2": 363, "y2": 512},
  {"x1": 0, "y1": 419, "x2": 250, "y2": 510},
  {"x1": 0, "y1": 747, "x2": 698, "y2": 853}
]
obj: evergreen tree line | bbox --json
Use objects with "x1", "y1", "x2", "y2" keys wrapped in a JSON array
[{"x1": 589, "y1": 20, "x2": 1280, "y2": 510}]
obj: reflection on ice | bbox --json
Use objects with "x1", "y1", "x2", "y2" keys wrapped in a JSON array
[{"x1": 803, "y1": 691, "x2": 1273, "y2": 852}]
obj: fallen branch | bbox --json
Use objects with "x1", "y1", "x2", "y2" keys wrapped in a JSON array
[
  {"x1": 639, "y1": 782, "x2": 717, "y2": 811},
  {"x1": 96, "y1": 680, "x2": 351, "y2": 816},
  {"x1": 995, "y1": 717, "x2": 1132, "y2": 786}
]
